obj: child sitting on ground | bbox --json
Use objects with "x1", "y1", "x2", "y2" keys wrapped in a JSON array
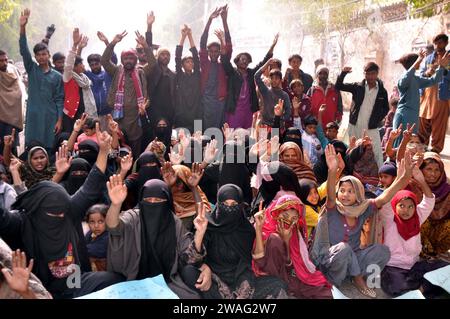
[{"x1": 85, "y1": 204, "x2": 109, "y2": 272}]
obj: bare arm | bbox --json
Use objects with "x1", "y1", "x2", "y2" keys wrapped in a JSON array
[
  {"x1": 325, "y1": 144, "x2": 338, "y2": 208},
  {"x1": 374, "y1": 153, "x2": 413, "y2": 209},
  {"x1": 106, "y1": 175, "x2": 127, "y2": 229}
]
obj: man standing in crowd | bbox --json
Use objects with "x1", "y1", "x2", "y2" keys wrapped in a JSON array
[
  {"x1": 101, "y1": 30, "x2": 155, "y2": 158},
  {"x1": 335, "y1": 62, "x2": 389, "y2": 168},
  {"x1": 200, "y1": 5, "x2": 232, "y2": 132},
  {"x1": 419, "y1": 33, "x2": 450, "y2": 154},
  {"x1": 19, "y1": 8, "x2": 64, "y2": 152},
  {"x1": 0, "y1": 50, "x2": 24, "y2": 155}
]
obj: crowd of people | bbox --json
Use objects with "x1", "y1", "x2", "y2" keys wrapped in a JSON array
[{"x1": 0, "y1": 5, "x2": 449, "y2": 299}]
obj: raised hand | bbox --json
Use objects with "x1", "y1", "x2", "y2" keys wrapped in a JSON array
[
  {"x1": 271, "y1": 33, "x2": 279, "y2": 48},
  {"x1": 222, "y1": 123, "x2": 234, "y2": 141},
  {"x1": 73, "y1": 28, "x2": 82, "y2": 47},
  {"x1": 193, "y1": 202, "x2": 208, "y2": 235},
  {"x1": 135, "y1": 30, "x2": 148, "y2": 49},
  {"x1": 187, "y1": 163, "x2": 204, "y2": 189},
  {"x1": 112, "y1": 30, "x2": 128, "y2": 45},
  {"x1": 169, "y1": 146, "x2": 184, "y2": 165},
  {"x1": 412, "y1": 165, "x2": 426, "y2": 185},
  {"x1": 97, "y1": 31, "x2": 109, "y2": 44},
  {"x1": 161, "y1": 161, "x2": 177, "y2": 187},
  {"x1": 274, "y1": 99, "x2": 284, "y2": 117},
  {"x1": 342, "y1": 66, "x2": 352, "y2": 73},
  {"x1": 107, "y1": 174, "x2": 127, "y2": 205},
  {"x1": 9, "y1": 157, "x2": 22, "y2": 173},
  {"x1": 203, "y1": 139, "x2": 218, "y2": 164},
  {"x1": 1, "y1": 250, "x2": 34, "y2": 297},
  {"x1": 3, "y1": 128, "x2": 15, "y2": 147},
  {"x1": 325, "y1": 144, "x2": 338, "y2": 171},
  {"x1": 120, "y1": 154, "x2": 133, "y2": 173},
  {"x1": 403, "y1": 123, "x2": 416, "y2": 141},
  {"x1": 220, "y1": 4, "x2": 228, "y2": 21},
  {"x1": 55, "y1": 145, "x2": 72, "y2": 175},
  {"x1": 79, "y1": 35, "x2": 89, "y2": 49},
  {"x1": 389, "y1": 124, "x2": 403, "y2": 141},
  {"x1": 46, "y1": 24, "x2": 56, "y2": 39},
  {"x1": 195, "y1": 264, "x2": 212, "y2": 292},
  {"x1": 138, "y1": 98, "x2": 149, "y2": 116},
  {"x1": 209, "y1": 7, "x2": 221, "y2": 20},
  {"x1": 19, "y1": 9, "x2": 31, "y2": 27},
  {"x1": 254, "y1": 204, "x2": 266, "y2": 233},
  {"x1": 108, "y1": 115, "x2": 119, "y2": 134},
  {"x1": 147, "y1": 11, "x2": 155, "y2": 26},
  {"x1": 349, "y1": 136, "x2": 357, "y2": 150},
  {"x1": 319, "y1": 103, "x2": 327, "y2": 114},
  {"x1": 403, "y1": 150, "x2": 414, "y2": 179},
  {"x1": 74, "y1": 113, "x2": 88, "y2": 133},
  {"x1": 96, "y1": 122, "x2": 112, "y2": 153},
  {"x1": 214, "y1": 29, "x2": 225, "y2": 43}
]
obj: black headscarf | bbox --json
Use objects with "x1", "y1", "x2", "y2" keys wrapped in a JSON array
[
  {"x1": 51, "y1": 132, "x2": 71, "y2": 158},
  {"x1": 282, "y1": 127, "x2": 303, "y2": 151},
  {"x1": 78, "y1": 140, "x2": 99, "y2": 167},
  {"x1": 259, "y1": 162, "x2": 303, "y2": 207},
  {"x1": 313, "y1": 139, "x2": 349, "y2": 184},
  {"x1": 154, "y1": 118, "x2": 172, "y2": 149},
  {"x1": 11, "y1": 182, "x2": 81, "y2": 285},
  {"x1": 205, "y1": 184, "x2": 255, "y2": 283},
  {"x1": 136, "y1": 152, "x2": 162, "y2": 197},
  {"x1": 217, "y1": 141, "x2": 252, "y2": 204},
  {"x1": 298, "y1": 178, "x2": 321, "y2": 213},
  {"x1": 63, "y1": 158, "x2": 91, "y2": 195},
  {"x1": 137, "y1": 179, "x2": 176, "y2": 282}
]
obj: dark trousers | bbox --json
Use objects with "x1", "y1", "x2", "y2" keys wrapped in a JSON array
[{"x1": 381, "y1": 260, "x2": 449, "y2": 298}]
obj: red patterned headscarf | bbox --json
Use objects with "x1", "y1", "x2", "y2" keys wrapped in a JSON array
[
  {"x1": 391, "y1": 190, "x2": 420, "y2": 241},
  {"x1": 261, "y1": 195, "x2": 330, "y2": 287}
]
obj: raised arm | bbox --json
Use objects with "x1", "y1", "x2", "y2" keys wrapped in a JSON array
[
  {"x1": 101, "y1": 31, "x2": 127, "y2": 76},
  {"x1": 2, "y1": 128, "x2": 15, "y2": 167},
  {"x1": 325, "y1": 144, "x2": 339, "y2": 208},
  {"x1": 76, "y1": 35, "x2": 89, "y2": 57},
  {"x1": 135, "y1": 30, "x2": 156, "y2": 76},
  {"x1": 66, "y1": 113, "x2": 87, "y2": 152},
  {"x1": 19, "y1": 9, "x2": 33, "y2": 73},
  {"x1": 188, "y1": 29, "x2": 200, "y2": 73},
  {"x1": 374, "y1": 151, "x2": 413, "y2": 209},
  {"x1": 52, "y1": 145, "x2": 72, "y2": 183},
  {"x1": 64, "y1": 28, "x2": 82, "y2": 83},
  {"x1": 396, "y1": 123, "x2": 414, "y2": 162},
  {"x1": 254, "y1": 59, "x2": 272, "y2": 95},
  {"x1": 200, "y1": 7, "x2": 221, "y2": 49},
  {"x1": 220, "y1": 4, "x2": 231, "y2": 43},
  {"x1": 70, "y1": 124, "x2": 111, "y2": 220},
  {"x1": 188, "y1": 163, "x2": 208, "y2": 253},
  {"x1": 252, "y1": 203, "x2": 266, "y2": 259},
  {"x1": 176, "y1": 26, "x2": 187, "y2": 74},
  {"x1": 335, "y1": 67, "x2": 357, "y2": 93},
  {"x1": 106, "y1": 174, "x2": 128, "y2": 230}
]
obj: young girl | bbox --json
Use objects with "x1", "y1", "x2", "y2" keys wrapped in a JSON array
[
  {"x1": 380, "y1": 170, "x2": 449, "y2": 298},
  {"x1": 253, "y1": 194, "x2": 332, "y2": 299},
  {"x1": 310, "y1": 145, "x2": 413, "y2": 298},
  {"x1": 85, "y1": 204, "x2": 109, "y2": 272}
]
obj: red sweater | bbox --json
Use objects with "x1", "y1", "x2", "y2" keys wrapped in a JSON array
[
  {"x1": 199, "y1": 43, "x2": 232, "y2": 101},
  {"x1": 308, "y1": 84, "x2": 342, "y2": 125},
  {"x1": 63, "y1": 78, "x2": 80, "y2": 119}
]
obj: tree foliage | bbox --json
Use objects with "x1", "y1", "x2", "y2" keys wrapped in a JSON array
[
  {"x1": 406, "y1": 0, "x2": 449, "y2": 18},
  {"x1": 0, "y1": 0, "x2": 18, "y2": 23}
]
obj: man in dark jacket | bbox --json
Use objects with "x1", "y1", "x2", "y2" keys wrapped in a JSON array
[
  {"x1": 221, "y1": 33, "x2": 279, "y2": 129},
  {"x1": 335, "y1": 62, "x2": 388, "y2": 168}
]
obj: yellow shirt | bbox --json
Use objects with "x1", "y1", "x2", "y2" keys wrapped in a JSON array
[{"x1": 305, "y1": 182, "x2": 327, "y2": 236}]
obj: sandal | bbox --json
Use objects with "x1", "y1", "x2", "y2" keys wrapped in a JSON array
[{"x1": 351, "y1": 279, "x2": 377, "y2": 298}]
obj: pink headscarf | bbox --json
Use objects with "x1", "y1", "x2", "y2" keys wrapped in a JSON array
[{"x1": 261, "y1": 195, "x2": 330, "y2": 287}]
